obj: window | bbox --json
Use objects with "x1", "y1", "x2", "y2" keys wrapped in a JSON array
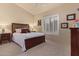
[{"x1": 42, "y1": 14, "x2": 59, "y2": 35}]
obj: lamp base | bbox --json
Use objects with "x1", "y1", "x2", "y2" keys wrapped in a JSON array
[{"x1": 2, "y1": 29, "x2": 5, "y2": 33}]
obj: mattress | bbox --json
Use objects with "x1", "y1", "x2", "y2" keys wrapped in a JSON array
[{"x1": 12, "y1": 32, "x2": 45, "y2": 51}]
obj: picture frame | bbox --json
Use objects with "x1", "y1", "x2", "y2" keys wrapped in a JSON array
[
  {"x1": 38, "y1": 20, "x2": 41, "y2": 26},
  {"x1": 67, "y1": 14, "x2": 76, "y2": 20},
  {"x1": 61, "y1": 23, "x2": 68, "y2": 28}
]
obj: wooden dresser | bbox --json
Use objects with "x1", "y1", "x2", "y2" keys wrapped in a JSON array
[
  {"x1": 70, "y1": 28, "x2": 79, "y2": 56},
  {"x1": 0, "y1": 33, "x2": 12, "y2": 44}
]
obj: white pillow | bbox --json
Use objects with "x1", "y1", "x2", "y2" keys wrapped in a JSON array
[{"x1": 15, "y1": 29, "x2": 21, "y2": 33}]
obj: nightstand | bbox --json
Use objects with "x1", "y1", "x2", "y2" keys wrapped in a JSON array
[{"x1": 0, "y1": 33, "x2": 12, "y2": 44}]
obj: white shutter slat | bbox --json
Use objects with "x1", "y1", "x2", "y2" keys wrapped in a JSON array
[{"x1": 42, "y1": 14, "x2": 59, "y2": 35}]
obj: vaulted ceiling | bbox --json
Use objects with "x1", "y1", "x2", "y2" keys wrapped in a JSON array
[{"x1": 16, "y1": 3, "x2": 63, "y2": 15}]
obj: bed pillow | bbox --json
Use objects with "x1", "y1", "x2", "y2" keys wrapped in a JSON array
[
  {"x1": 21, "y1": 29, "x2": 30, "y2": 33},
  {"x1": 15, "y1": 29, "x2": 21, "y2": 33}
]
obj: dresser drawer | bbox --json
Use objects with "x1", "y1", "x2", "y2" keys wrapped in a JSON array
[
  {"x1": 1, "y1": 34, "x2": 10, "y2": 37},
  {"x1": 1, "y1": 36, "x2": 10, "y2": 40}
]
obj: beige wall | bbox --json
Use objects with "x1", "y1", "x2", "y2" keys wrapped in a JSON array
[
  {"x1": 34, "y1": 3, "x2": 79, "y2": 31},
  {"x1": 0, "y1": 4, "x2": 34, "y2": 33},
  {"x1": 0, "y1": 3, "x2": 79, "y2": 33}
]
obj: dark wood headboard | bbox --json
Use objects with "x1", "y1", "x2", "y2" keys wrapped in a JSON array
[{"x1": 12, "y1": 23, "x2": 29, "y2": 33}]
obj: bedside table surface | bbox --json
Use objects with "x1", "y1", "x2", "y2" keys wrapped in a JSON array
[{"x1": 0, "y1": 33, "x2": 11, "y2": 34}]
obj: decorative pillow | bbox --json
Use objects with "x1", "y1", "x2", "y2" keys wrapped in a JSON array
[
  {"x1": 15, "y1": 29, "x2": 21, "y2": 33},
  {"x1": 21, "y1": 29, "x2": 30, "y2": 33}
]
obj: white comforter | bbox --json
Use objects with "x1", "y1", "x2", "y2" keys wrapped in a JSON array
[{"x1": 12, "y1": 32, "x2": 45, "y2": 51}]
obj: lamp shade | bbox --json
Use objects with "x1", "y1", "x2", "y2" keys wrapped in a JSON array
[{"x1": 0, "y1": 24, "x2": 11, "y2": 33}]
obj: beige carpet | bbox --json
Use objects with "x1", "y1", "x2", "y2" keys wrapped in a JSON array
[
  {"x1": 0, "y1": 39, "x2": 70, "y2": 56},
  {"x1": 0, "y1": 42, "x2": 23, "y2": 56}
]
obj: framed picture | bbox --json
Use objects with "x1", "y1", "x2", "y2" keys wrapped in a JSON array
[
  {"x1": 67, "y1": 14, "x2": 76, "y2": 20},
  {"x1": 61, "y1": 23, "x2": 68, "y2": 28},
  {"x1": 38, "y1": 20, "x2": 41, "y2": 26}
]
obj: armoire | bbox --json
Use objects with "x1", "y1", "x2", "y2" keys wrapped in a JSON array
[{"x1": 70, "y1": 28, "x2": 79, "y2": 56}]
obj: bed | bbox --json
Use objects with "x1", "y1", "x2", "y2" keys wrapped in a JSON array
[{"x1": 12, "y1": 23, "x2": 45, "y2": 51}]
